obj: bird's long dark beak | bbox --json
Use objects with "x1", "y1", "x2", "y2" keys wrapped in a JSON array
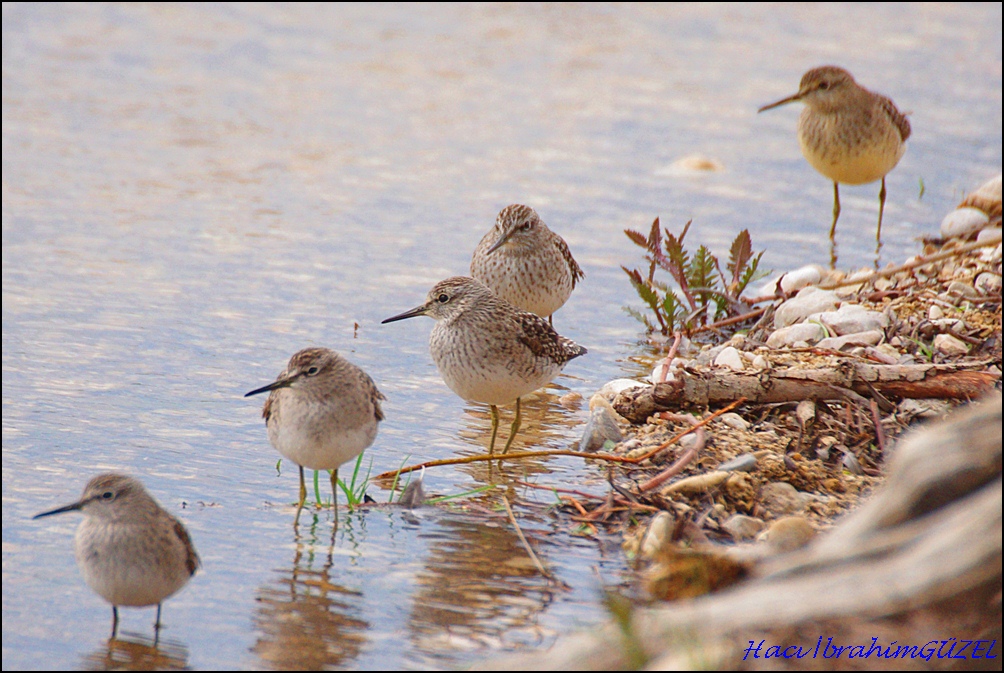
[
  {"x1": 381, "y1": 303, "x2": 430, "y2": 324},
  {"x1": 33, "y1": 500, "x2": 84, "y2": 519},
  {"x1": 758, "y1": 92, "x2": 802, "y2": 113},
  {"x1": 486, "y1": 227, "x2": 516, "y2": 254},
  {"x1": 244, "y1": 376, "x2": 293, "y2": 398}
]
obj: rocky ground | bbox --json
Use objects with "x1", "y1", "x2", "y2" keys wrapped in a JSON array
[{"x1": 575, "y1": 174, "x2": 1002, "y2": 600}]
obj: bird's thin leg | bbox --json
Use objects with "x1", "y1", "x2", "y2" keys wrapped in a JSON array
[
  {"x1": 501, "y1": 397, "x2": 521, "y2": 454},
  {"x1": 488, "y1": 404, "x2": 500, "y2": 455},
  {"x1": 548, "y1": 315, "x2": 554, "y2": 327},
  {"x1": 876, "y1": 176, "x2": 887, "y2": 240},
  {"x1": 295, "y1": 465, "x2": 307, "y2": 524},
  {"x1": 111, "y1": 606, "x2": 119, "y2": 640},
  {"x1": 154, "y1": 603, "x2": 162, "y2": 645},
  {"x1": 330, "y1": 468, "x2": 339, "y2": 530},
  {"x1": 829, "y1": 181, "x2": 841, "y2": 240}
]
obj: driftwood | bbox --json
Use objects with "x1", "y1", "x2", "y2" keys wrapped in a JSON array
[
  {"x1": 486, "y1": 394, "x2": 1002, "y2": 670},
  {"x1": 614, "y1": 362, "x2": 998, "y2": 423}
]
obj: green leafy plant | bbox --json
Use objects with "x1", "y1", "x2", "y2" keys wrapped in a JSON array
[
  {"x1": 622, "y1": 218, "x2": 768, "y2": 335},
  {"x1": 336, "y1": 453, "x2": 373, "y2": 508}
]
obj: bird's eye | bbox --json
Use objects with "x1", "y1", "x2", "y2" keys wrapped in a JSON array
[
  {"x1": 437, "y1": 293, "x2": 449, "y2": 303},
  {"x1": 102, "y1": 491, "x2": 114, "y2": 500},
  {"x1": 521, "y1": 220, "x2": 532, "y2": 230},
  {"x1": 307, "y1": 366, "x2": 320, "y2": 376},
  {"x1": 818, "y1": 81, "x2": 830, "y2": 90}
]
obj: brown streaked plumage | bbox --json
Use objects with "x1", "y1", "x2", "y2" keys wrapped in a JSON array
[
  {"x1": 471, "y1": 204, "x2": 584, "y2": 326},
  {"x1": 382, "y1": 276, "x2": 586, "y2": 454},
  {"x1": 758, "y1": 66, "x2": 910, "y2": 243},
  {"x1": 33, "y1": 473, "x2": 200, "y2": 640},
  {"x1": 245, "y1": 347, "x2": 385, "y2": 525}
]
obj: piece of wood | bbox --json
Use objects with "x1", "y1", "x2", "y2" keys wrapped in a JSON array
[{"x1": 613, "y1": 363, "x2": 997, "y2": 423}]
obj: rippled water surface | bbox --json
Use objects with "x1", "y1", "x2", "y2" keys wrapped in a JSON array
[{"x1": 3, "y1": 4, "x2": 1001, "y2": 669}]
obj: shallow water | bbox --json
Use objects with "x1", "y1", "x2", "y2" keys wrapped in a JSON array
[{"x1": 3, "y1": 4, "x2": 1001, "y2": 670}]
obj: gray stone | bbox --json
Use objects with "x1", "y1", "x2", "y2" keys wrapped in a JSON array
[
  {"x1": 947, "y1": 280, "x2": 980, "y2": 301},
  {"x1": 933, "y1": 333, "x2": 969, "y2": 356},
  {"x1": 774, "y1": 287, "x2": 840, "y2": 329},
  {"x1": 816, "y1": 330, "x2": 883, "y2": 351},
  {"x1": 579, "y1": 403, "x2": 623, "y2": 452},
  {"x1": 940, "y1": 207, "x2": 989, "y2": 239},
  {"x1": 596, "y1": 378, "x2": 647, "y2": 399},
  {"x1": 811, "y1": 304, "x2": 889, "y2": 335},
  {"x1": 718, "y1": 453, "x2": 757, "y2": 472},
  {"x1": 766, "y1": 322, "x2": 827, "y2": 348},
  {"x1": 719, "y1": 412, "x2": 750, "y2": 431},
  {"x1": 975, "y1": 272, "x2": 1001, "y2": 295},
  {"x1": 713, "y1": 346, "x2": 745, "y2": 371},
  {"x1": 722, "y1": 514, "x2": 765, "y2": 541},
  {"x1": 779, "y1": 265, "x2": 822, "y2": 293},
  {"x1": 760, "y1": 481, "x2": 809, "y2": 515},
  {"x1": 841, "y1": 452, "x2": 863, "y2": 476}
]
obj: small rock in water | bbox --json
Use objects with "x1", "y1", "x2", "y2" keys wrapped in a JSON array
[
  {"x1": 578, "y1": 403, "x2": 624, "y2": 452},
  {"x1": 398, "y1": 469, "x2": 427, "y2": 509},
  {"x1": 558, "y1": 392, "x2": 583, "y2": 409}
]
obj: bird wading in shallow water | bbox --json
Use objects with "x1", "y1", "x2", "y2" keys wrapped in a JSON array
[
  {"x1": 471, "y1": 204, "x2": 584, "y2": 327},
  {"x1": 382, "y1": 276, "x2": 586, "y2": 455},
  {"x1": 245, "y1": 347, "x2": 384, "y2": 525},
  {"x1": 758, "y1": 66, "x2": 911, "y2": 246},
  {"x1": 33, "y1": 473, "x2": 200, "y2": 640}
]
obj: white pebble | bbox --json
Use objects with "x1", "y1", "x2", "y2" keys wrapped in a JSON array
[
  {"x1": 766, "y1": 322, "x2": 827, "y2": 349},
  {"x1": 811, "y1": 304, "x2": 889, "y2": 336},
  {"x1": 816, "y1": 330, "x2": 883, "y2": 351},
  {"x1": 940, "y1": 207, "x2": 989, "y2": 239},
  {"x1": 713, "y1": 346, "x2": 745, "y2": 371},
  {"x1": 773, "y1": 287, "x2": 840, "y2": 329},
  {"x1": 719, "y1": 412, "x2": 750, "y2": 431},
  {"x1": 779, "y1": 265, "x2": 822, "y2": 293},
  {"x1": 933, "y1": 333, "x2": 969, "y2": 356},
  {"x1": 975, "y1": 272, "x2": 1001, "y2": 295}
]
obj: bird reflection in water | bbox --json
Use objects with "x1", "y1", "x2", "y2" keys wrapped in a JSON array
[
  {"x1": 252, "y1": 533, "x2": 369, "y2": 669},
  {"x1": 81, "y1": 632, "x2": 189, "y2": 671},
  {"x1": 407, "y1": 517, "x2": 564, "y2": 662}
]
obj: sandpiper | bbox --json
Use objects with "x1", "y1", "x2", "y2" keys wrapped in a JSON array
[
  {"x1": 245, "y1": 347, "x2": 384, "y2": 524},
  {"x1": 382, "y1": 276, "x2": 586, "y2": 454},
  {"x1": 33, "y1": 473, "x2": 199, "y2": 639},
  {"x1": 758, "y1": 65, "x2": 911, "y2": 240},
  {"x1": 470, "y1": 204, "x2": 584, "y2": 326}
]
